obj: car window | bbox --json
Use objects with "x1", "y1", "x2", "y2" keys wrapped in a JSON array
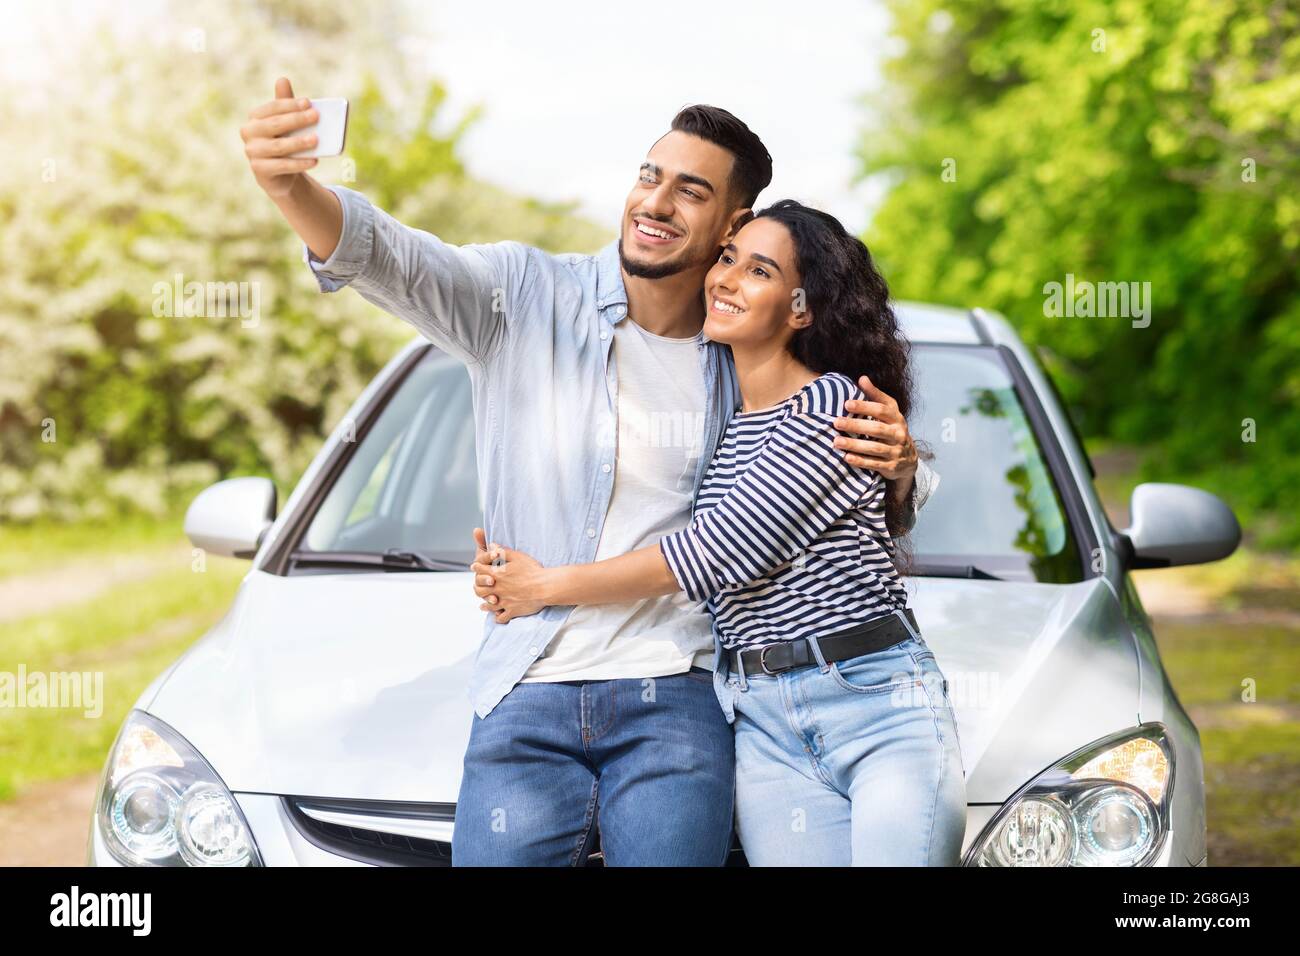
[{"x1": 908, "y1": 345, "x2": 1082, "y2": 582}]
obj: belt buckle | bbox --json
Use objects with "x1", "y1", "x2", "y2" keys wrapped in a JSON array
[{"x1": 758, "y1": 644, "x2": 781, "y2": 676}]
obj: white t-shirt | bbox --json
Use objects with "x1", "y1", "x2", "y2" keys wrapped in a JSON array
[{"x1": 520, "y1": 317, "x2": 716, "y2": 682}]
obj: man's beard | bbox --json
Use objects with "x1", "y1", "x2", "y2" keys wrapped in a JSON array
[{"x1": 618, "y1": 236, "x2": 715, "y2": 280}]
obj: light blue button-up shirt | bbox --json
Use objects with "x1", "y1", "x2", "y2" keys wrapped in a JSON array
[
  {"x1": 304, "y1": 184, "x2": 741, "y2": 718},
  {"x1": 304, "y1": 184, "x2": 933, "y2": 721}
]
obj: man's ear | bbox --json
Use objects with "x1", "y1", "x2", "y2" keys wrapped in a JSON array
[{"x1": 722, "y1": 207, "x2": 754, "y2": 244}]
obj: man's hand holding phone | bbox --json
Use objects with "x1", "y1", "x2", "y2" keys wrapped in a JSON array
[
  {"x1": 240, "y1": 77, "x2": 323, "y2": 198},
  {"x1": 240, "y1": 77, "x2": 349, "y2": 262}
]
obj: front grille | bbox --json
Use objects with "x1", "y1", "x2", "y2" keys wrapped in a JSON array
[
  {"x1": 285, "y1": 795, "x2": 749, "y2": 866},
  {"x1": 286, "y1": 796, "x2": 456, "y2": 866}
]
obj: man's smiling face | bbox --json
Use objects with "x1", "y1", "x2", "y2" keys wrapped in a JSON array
[{"x1": 619, "y1": 130, "x2": 743, "y2": 280}]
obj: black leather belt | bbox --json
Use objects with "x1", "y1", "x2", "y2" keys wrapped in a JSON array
[{"x1": 727, "y1": 609, "x2": 921, "y2": 678}]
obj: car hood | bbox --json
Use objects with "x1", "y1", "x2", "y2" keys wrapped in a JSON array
[{"x1": 145, "y1": 570, "x2": 1139, "y2": 804}]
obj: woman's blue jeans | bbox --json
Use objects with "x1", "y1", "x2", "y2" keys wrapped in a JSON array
[{"x1": 725, "y1": 624, "x2": 967, "y2": 866}]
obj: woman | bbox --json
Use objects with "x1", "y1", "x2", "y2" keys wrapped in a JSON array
[{"x1": 472, "y1": 200, "x2": 966, "y2": 866}]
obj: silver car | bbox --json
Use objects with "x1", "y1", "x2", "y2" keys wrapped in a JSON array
[{"x1": 87, "y1": 303, "x2": 1239, "y2": 867}]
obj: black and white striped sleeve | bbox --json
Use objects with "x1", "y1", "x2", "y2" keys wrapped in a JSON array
[{"x1": 659, "y1": 384, "x2": 882, "y2": 603}]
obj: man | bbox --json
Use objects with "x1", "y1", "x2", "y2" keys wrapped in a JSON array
[{"x1": 240, "y1": 78, "x2": 934, "y2": 865}]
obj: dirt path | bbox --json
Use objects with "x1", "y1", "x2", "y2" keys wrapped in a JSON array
[
  {"x1": 0, "y1": 545, "x2": 194, "y2": 624},
  {"x1": 1131, "y1": 569, "x2": 1216, "y2": 617},
  {"x1": 0, "y1": 773, "x2": 99, "y2": 866}
]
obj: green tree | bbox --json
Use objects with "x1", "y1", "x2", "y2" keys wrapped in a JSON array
[{"x1": 861, "y1": 0, "x2": 1300, "y2": 547}]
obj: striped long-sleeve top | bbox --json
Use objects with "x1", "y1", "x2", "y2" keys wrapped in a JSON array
[{"x1": 659, "y1": 371, "x2": 910, "y2": 651}]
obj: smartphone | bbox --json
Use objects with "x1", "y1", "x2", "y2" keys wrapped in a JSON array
[{"x1": 289, "y1": 97, "x2": 349, "y2": 158}]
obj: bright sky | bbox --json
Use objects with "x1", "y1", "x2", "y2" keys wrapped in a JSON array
[
  {"x1": 3, "y1": 0, "x2": 897, "y2": 232},
  {"x1": 420, "y1": 0, "x2": 898, "y2": 232}
]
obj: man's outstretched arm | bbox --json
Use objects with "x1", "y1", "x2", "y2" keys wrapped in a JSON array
[{"x1": 240, "y1": 77, "x2": 521, "y2": 367}]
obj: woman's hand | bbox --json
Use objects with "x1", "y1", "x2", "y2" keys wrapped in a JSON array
[{"x1": 469, "y1": 529, "x2": 554, "y2": 624}]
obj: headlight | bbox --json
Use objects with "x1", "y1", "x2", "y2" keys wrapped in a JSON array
[
  {"x1": 965, "y1": 724, "x2": 1172, "y2": 867},
  {"x1": 95, "y1": 710, "x2": 261, "y2": 867}
]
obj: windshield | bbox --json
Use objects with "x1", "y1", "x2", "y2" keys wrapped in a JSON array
[
  {"x1": 301, "y1": 353, "x2": 480, "y2": 565},
  {"x1": 297, "y1": 344, "x2": 1082, "y2": 582}
]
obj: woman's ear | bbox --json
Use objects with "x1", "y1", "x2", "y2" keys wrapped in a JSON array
[
  {"x1": 789, "y1": 308, "x2": 813, "y2": 330},
  {"x1": 789, "y1": 286, "x2": 813, "y2": 329}
]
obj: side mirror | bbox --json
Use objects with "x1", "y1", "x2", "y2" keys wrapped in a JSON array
[
  {"x1": 184, "y1": 477, "x2": 277, "y2": 560},
  {"x1": 1121, "y1": 482, "x2": 1240, "y2": 569}
]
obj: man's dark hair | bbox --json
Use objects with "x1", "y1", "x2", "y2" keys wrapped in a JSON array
[{"x1": 670, "y1": 105, "x2": 772, "y2": 209}]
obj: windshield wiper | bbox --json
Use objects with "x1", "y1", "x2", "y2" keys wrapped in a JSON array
[
  {"x1": 907, "y1": 563, "x2": 1004, "y2": 581},
  {"x1": 382, "y1": 549, "x2": 469, "y2": 571},
  {"x1": 288, "y1": 549, "x2": 468, "y2": 572}
]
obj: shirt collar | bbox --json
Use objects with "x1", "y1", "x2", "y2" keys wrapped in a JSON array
[{"x1": 595, "y1": 239, "x2": 628, "y2": 319}]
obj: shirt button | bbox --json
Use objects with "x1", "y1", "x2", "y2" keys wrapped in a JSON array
[
  {"x1": 614, "y1": 305, "x2": 624, "y2": 315},
  {"x1": 528, "y1": 646, "x2": 538, "y2": 655},
  {"x1": 586, "y1": 528, "x2": 596, "y2": 538},
  {"x1": 599, "y1": 330, "x2": 608, "y2": 340},
  {"x1": 601, "y1": 463, "x2": 611, "y2": 473}
]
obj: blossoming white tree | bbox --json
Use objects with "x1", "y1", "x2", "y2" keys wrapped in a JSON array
[{"x1": 0, "y1": 0, "x2": 609, "y2": 522}]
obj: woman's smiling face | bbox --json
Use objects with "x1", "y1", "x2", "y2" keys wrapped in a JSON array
[{"x1": 703, "y1": 217, "x2": 808, "y2": 348}]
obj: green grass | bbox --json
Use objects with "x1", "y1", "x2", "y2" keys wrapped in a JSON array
[
  {"x1": 1158, "y1": 620, "x2": 1300, "y2": 709},
  {"x1": 1157, "y1": 618, "x2": 1300, "y2": 865},
  {"x1": 0, "y1": 558, "x2": 246, "y2": 801},
  {"x1": 0, "y1": 514, "x2": 186, "y2": 580}
]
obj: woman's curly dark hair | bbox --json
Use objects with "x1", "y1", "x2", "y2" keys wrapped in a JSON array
[{"x1": 751, "y1": 199, "x2": 919, "y2": 548}]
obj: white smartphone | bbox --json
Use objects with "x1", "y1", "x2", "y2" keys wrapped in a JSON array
[{"x1": 288, "y1": 97, "x2": 349, "y2": 158}]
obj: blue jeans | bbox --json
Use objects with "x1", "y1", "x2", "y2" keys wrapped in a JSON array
[
  {"x1": 725, "y1": 628, "x2": 967, "y2": 866},
  {"x1": 451, "y1": 668, "x2": 735, "y2": 866}
]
